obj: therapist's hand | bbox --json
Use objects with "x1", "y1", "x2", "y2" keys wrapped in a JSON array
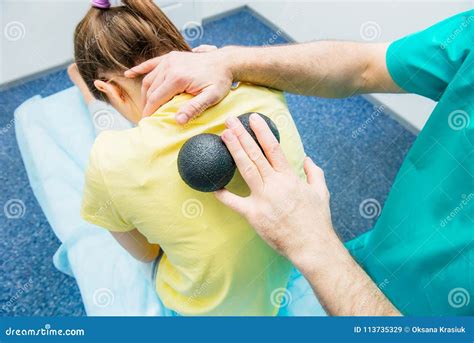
[
  {"x1": 216, "y1": 113, "x2": 402, "y2": 316},
  {"x1": 124, "y1": 45, "x2": 233, "y2": 122},
  {"x1": 215, "y1": 113, "x2": 337, "y2": 260}
]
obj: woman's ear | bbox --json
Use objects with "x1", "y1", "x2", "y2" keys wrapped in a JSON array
[
  {"x1": 94, "y1": 80, "x2": 125, "y2": 104},
  {"x1": 93, "y1": 79, "x2": 141, "y2": 124}
]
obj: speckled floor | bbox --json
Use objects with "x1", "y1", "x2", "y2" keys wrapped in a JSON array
[{"x1": 0, "y1": 8, "x2": 415, "y2": 316}]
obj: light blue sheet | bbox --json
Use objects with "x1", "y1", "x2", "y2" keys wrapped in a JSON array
[{"x1": 14, "y1": 86, "x2": 325, "y2": 316}]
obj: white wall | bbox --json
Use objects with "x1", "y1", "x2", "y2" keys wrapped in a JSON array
[
  {"x1": 196, "y1": 0, "x2": 246, "y2": 20},
  {"x1": 1, "y1": 0, "x2": 90, "y2": 86},
  {"x1": 243, "y1": 0, "x2": 473, "y2": 132},
  {"x1": 248, "y1": 1, "x2": 471, "y2": 42},
  {"x1": 2, "y1": 0, "x2": 473, "y2": 131},
  {"x1": 0, "y1": 0, "x2": 198, "y2": 86}
]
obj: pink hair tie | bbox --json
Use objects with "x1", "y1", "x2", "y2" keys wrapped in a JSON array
[
  {"x1": 91, "y1": 0, "x2": 123, "y2": 9},
  {"x1": 91, "y1": 0, "x2": 110, "y2": 9}
]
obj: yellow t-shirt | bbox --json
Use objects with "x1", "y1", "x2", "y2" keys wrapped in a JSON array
[{"x1": 81, "y1": 84, "x2": 306, "y2": 316}]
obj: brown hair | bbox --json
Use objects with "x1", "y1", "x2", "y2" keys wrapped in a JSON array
[{"x1": 74, "y1": 0, "x2": 191, "y2": 101}]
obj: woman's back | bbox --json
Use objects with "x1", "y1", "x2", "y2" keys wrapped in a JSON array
[{"x1": 81, "y1": 84, "x2": 307, "y2": 315}]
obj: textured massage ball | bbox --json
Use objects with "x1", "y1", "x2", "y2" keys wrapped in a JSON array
[
  {"x1": 178, "y1": 133, "x2": 236, "y2": 192},
  {"x1": 237, "y1": 112, "x2": 280, "y2": 145},
  {"x1": 177, "y1": 113, "x2": 281, "y2": 192}
]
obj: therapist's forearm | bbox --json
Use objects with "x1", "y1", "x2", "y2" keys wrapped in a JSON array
[
  {"x1": 222, "y1": 42, "x2": 402, "y2": 98},
  {"x1": 291, "y1": 229, "x2": 401, "y2": 316}
]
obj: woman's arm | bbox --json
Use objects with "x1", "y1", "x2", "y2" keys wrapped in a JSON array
[
  {"x1": 110, "y1": 229, "x2": 160, "y2": 262},
  {"x1": 215, "y1": 113, "x2": 401, "y2": 316}
]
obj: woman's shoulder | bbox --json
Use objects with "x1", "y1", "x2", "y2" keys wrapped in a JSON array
[
  {"x1": 231, "y1": 82, "x2": 284, "y2": 99},
  {"x1": 215, "y1": 82, "x2": 288, "y2": 115},
  {"x1": 88, "y1": 128, "x2": 144, "y2": 175}
]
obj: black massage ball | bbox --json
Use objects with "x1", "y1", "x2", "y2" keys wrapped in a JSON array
[
  {"x1": 177, "y1": 113, "x2": 281, "y2": 192},
  {"x1": 178, "y1": 133, "x2": 236, "y2": 192},
  {"x1": 238, "y1": 112, "x2": 280, "y2": 145}
]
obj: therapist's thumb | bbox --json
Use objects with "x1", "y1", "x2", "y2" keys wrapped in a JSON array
[
  {"x1": 124, "y1": 57, "x2": 160, "y2": 78},
  {"x1": 175, "y1": 85, "x2": 224, "y2": 124},
  {"x1": 304, "y1": 157, "x2": 329, "y2": 197},
  {"x1": 214, "y1": 189, "x2": 247, "y2": 214}
]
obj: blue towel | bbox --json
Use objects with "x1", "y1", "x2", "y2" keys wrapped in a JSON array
[{"x1": 14, "y1": 86, "x2": 325, "y2": 316}]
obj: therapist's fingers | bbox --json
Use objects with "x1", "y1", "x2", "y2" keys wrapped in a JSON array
[
  {"x1": 143, "y1": 80, "x2": 182, "y2": 117},
  {"x1": 304, "y1": 157, "x2": 329, "y2": 198},
  {"x1": 145, "y1": 69, "x2": 166, "y2": 100},
  {"x1": 249, "y1": 113, "x2": 290, "y2": 172},
  {"x1": 124, "y1": 56, "x2": 161, "y2": 78},
  {"x1": 141, "y1": 65, "x2": 163, "y2": 102},
  {"x1": 214, "y1": 189, "x2": 248, "y2": 214},
  {"x1": 176, "y1": 85, "x2": 223, "y2": 124},
  {"x1": 226, "y1": 116, "x2": 273, "y2": 178},
  {"x1": 221, "y1": 129, "x2": 263, "y2": 191}
]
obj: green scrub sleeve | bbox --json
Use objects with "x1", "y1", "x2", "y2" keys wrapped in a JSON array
[{"x1": 386, "y1": 10, "x2": 473, "y2": 101}]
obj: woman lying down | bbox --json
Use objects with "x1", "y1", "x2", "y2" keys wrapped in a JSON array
[{"x1": 75, "y1": 0, "x2": 306, "y2": 316}]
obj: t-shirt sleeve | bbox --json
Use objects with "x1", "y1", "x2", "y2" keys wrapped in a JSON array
[
  {"x1": 81, "y1": 141, "x2": 134, "y2": 233},
  {"x1": 386, "y1": 10, "x2": 473, "y2": 101}
]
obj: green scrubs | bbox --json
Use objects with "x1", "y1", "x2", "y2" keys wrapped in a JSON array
[{"x1": 346, "y1": 10, "x2": 473, "y2": 315}]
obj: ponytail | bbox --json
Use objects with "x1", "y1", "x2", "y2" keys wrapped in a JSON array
[{"x1": 123, "y1": 0, "x2": 187, "y2": 52}]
